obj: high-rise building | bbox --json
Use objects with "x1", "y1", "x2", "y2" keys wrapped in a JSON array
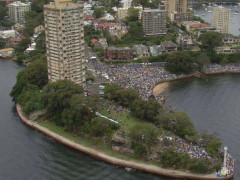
[
  {"x1": 166, "y1": 0, "x2": 192, "y2": 22},
  {"x1": 44, "y1": 0, "x2": 86, "y2": 85},
  {"x1": 166, "y1": 0, "x2": 187, "y2": 17},
  {"x1": 142, "y1": 9, "x2": 167, "y2": 36},
  {"x1": 8, "y1": 1, "x2": 31, "y2": 23},
  {"x1": 212, "y1": 6, "x2": 230, "y2": 34}
]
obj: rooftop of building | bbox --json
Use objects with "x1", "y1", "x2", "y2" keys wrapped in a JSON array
[
  {"x1": 161, "y1": 41, "x2": 177, "y2": 48},
  {"x1": 189, "y1": 23, "x2": 211, "y2": 29},
  {"x1": 143, "y1": 9, "x2": 166, "y2": 13},
  {"x1": 107, "y1": 46, "x2": 131, "y2": 50},
  {"x1": 8, "y1": 1, "x2": 31, "y2": 6}
]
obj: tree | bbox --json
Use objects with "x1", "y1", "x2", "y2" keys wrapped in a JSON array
[
  {"x1": 93, "y1": 7, "x2": 105, "y2": 18},
  {"x1": 129, "y1": 124, "x2": 159, "y2": 146},
  {"x1": 199, "y1": 32, "x2": 222, "y2": 50},
  {"x1": 0, "y1": 37, "x2": 6, "y2": 49},
  {"x1": 196, "y1": 53, "x2": 210, "y2": 70},
  {"x1": 206, "y1": 139, "x2": 222, "y2": 157},
  {"x1": 126, "y1": 7, "x2": 139, "y2": 22},
  {"x1": 0, "y1": 4, "x2": 7, "y2": 20},
  {"x1": 62, "y1": 94, "x2": 95, "y2": 131},
  {"x1": 160, "y1": 111, "x2": 195, "y2": 138},
  {"x1": 165, "y1": 52, "x2": 194, "y2": 74},
  {"x1": 42, "y1": 80, "x2": 83, "y2": 124},
  {"x1": 10, "y1": 59, "x2": 48, "y2": 100},
  {"x1": 160, "y1": 148, "x2": 180, "y2": 168}
]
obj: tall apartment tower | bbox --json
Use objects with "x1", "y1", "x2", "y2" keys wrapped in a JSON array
[
  {"x1": 8, "y1": 1, "x2": 31, "y2": 23},
  {"x1": 166, "y1": 0, "x2": 187, "y2": 18},
  {"x1": 212, "y1": 6, "x2": 230, "y2": 34},
  {"x1": 44, "y1": 0, "x2": 86, "y2": 85},
  {"x1": 142, "y1": 9, "x2": 167, "y2": 36}
]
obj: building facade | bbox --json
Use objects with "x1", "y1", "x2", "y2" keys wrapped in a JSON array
[
  {"x1": 8, "y1": 1, "x2": 31, "y2": 23},
  {"x1": 44, "y1": 0, "x2": 85, "y2": 85},
  {"x1": 211, "y1": 6, "x2": 230, "y2": 34},
  {"x1": 166, "y1": 0, "x2": 187, "y2": 18},
  {"x1": 105, "y1": 47, "x2": 133, "y2": 60},
  {"x1": 142, "y1": 9, "x2": 167, "y2": 36}
]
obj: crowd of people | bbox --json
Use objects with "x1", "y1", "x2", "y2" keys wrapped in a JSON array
[
  {"x1": 204, "y1": 64, "x2": 240, "y2": 73},
  {"x1": 88, "y1": 60, "x2": 183, "y2": 100}
]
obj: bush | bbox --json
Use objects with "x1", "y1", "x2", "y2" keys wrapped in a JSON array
[{"x1": 131, "y1": 143, "x2": 147, "y2": 157}]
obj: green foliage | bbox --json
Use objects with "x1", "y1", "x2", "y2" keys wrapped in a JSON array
[
  {"x1": 89, "y1": 117, "x2": 119, "y2": 137},
  {"x1": 17, "y1": 87, "x2": 44, "y2": 115},
  {"x1": 104, "y1": 83, "x2": 140, "y2": 107},
  {"x1": 14, "y1": 37, "x2": 31, "y2": 55},
  {"x1": 93, "y1": 7, "x2": 105, "y2": 18},
  {"x1": 206, "y1": 139, "x2": 222, "y2": 157},
  {"x1": 131, "y1": 99, "x2": 160, "y2": 123},
  {"x1": 0, "y1": 37, "x2": 6, "y2": 49},
  {"x1": 165, "y1": 52, "x2": 194, "y2": 74},
  {"x1": 160, "y1": 148, "x2": 181, "y2": 168},
  {"x1": 62, "y1": 94, "x2": 95, "y2": 131},
  {"x1": 131, "y1": 143, "x2": 147, "y2": 156},
  {"x1": 129, "y1": 124, "x2": 159, "y2": 146},
  {"x1": 35, "y1": 31, "x2": 46, "y2": 54},
  {"x1": 159, "y1": 111, "x2": 195, "y2": 138},
  {"x1": 199, "y1": 32, "x2": 222, "y2": 50},
  {"x1": 0, "y1": 4, "x2": 8, "y2": 20},
  {"x1": 192, "y1": 16, "x2": 207, "y2": 23},
  {"x1": 42, "y1": 80, "x2": 83, "y2": 122},
  {"x1": 187, "y1": 158, "x2": 212, "y2": 174},
  {"x1": 10, "y1": 59, "x2": 48, "y2": 101},
  {"x1": 126, "y1": 7, "x2": 139, "y2": 22},
  {"x1": 195, "y1": 52, "x2": 210, "y2": 70}
]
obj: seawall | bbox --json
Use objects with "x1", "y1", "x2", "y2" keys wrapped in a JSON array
[{"x1": 16, "y1": 104, "x2": 234, "y2": 180}]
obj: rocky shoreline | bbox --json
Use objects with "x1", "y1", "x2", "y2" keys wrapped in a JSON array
[{"x1": 16, "y1": 104, "x2": 234, "y2": 180}]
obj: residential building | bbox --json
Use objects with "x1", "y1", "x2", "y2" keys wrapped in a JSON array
[
  {"x1": 105, "y1": 47, "x2": 133, "y2": 60},
  {"x1": 166, "y1": 0, "x2": 188, "y2": 18},
  {"x1": 149, "y1": 45, "x2": 162, "y2": 56},
  {"x1": 177, "y1": 35, "x2": 195, "y2": 50},
  {"x1": 44, "y1": 0, "x2": 86, "y2": 85},
  {"x1": 211, "y1": 6, "x2": 230, "y2": 34},
  {"x1": 221, "y1": 34, "x2": 240, "y2": 46},
  {"x1": 34, "y1": 25, "x2": 45, "y2": 34},
  {"x1": 142, "y1": 9, "x2": 167, "y2": 36},
  {"x1": 8, "y1": 1, "x2": 31, "y2": 23},
  {"x1": 98, "y1": 22, "x2": 127, "y2": 37},
  {"x1": 161, "y1": 41, "x2": 177, "y2": 52},
  {"x1": 132, "y1": 44, "x2": 149, "y2": 58},
  {"x1": 117, "y1": 6, "x2": 143, "y2": 20},
  {"x1": 170, "y1": 11, "x2": 192, "y2": 22},
  {"x1": 215, "y1": 46, "x2": 240, "y2": 54},
  {"x1": 0, "y1": 29, "x2": 16, "y2": 39},
  {"x1": 10, "y1": 37, "x2": 22, "y2": 46},
  {"x1": 121, "y1": 0, "x2": 132, "y2": 8},
  {"x1": 94, "y1": 38, "x2": 108, "y2": 48}
]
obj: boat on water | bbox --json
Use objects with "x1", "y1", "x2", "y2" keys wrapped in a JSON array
[
  {"x1": 234, "y1": 11, "x2": 239, "y2": 15},
  {"x1": 202, "y1": 3, "x2": 206, "y2": 6},
  {"x1": 208, "y1": 10, "x2": 212, "y2": 13},
  {"x1": 205, "y1": 8, "x2": 207, "y2": 10},
  {"x1": 202, "y1": 14, "x2": 205, "y2": 16}
]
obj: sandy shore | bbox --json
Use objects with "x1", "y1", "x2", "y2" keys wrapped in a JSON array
[
  {"x1": 153, "y1": 82, "x2": 169, "y2": 96},
  {"x1": 16, "y1": 104, "x2": 234, "y2": 180}
]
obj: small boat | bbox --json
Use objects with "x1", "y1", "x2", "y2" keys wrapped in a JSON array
[
  {"x1": 125, "y1": 167, "x2": 133, "y2": 172},
  {"x1": 234, "y1": 11, "x2": 239, "y2": 15},
  {"x1": 208, "y1": 10, "x2": 212, "y2": 13},
  {"x1": 205, "y1": 8, "x2": 207, "y2": 10},
  {"x1": 202, "y1": 4, "x2": 206, "y2": 6},
  {"x1": 202, "y1": 14, "x2": 205, "y2": 16}
]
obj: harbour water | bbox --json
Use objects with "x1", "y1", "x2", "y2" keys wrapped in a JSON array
[
  {"x1": 163, "y1": 74, "x2": 240, "y2": 179},
  {"x1": 193, "y1": 4, "x2": 240, "y2": 36}
]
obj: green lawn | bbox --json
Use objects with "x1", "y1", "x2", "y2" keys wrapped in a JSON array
[{"x1": 100, "y1": 109, "x2": 152, "y2": 133}]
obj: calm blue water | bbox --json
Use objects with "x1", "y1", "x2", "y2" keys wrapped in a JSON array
[{"x1": 163, "y1": 74, "x2": 240, "y2": 179}]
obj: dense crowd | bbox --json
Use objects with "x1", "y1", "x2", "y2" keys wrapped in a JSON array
[
  {"x1": 88, "y1": 60, "x2": 183, "y2": 100},
  {"x1": 204, "y1": 64, "x2": 240, "y2": 73}
]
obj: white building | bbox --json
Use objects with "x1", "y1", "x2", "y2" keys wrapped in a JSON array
[
  {"x1": 117, "y1": 6, "x2": 143, "y2": 20},
  {"x1": 8, "y1": 1, "x2": 31, "y2": 23},
  {"x1": 0, "y1": 29, "x2": 16, "y2": 39},
  {"x1": 121, "y1": 0, "x2": 132, "y2": 8},
  {"x1": 211, "y1": 6, "x2": 230, "y2": 34}
]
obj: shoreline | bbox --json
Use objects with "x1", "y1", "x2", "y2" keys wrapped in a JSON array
[
  {"x1": 153, "y1": 71, "x2": 240, "y2": 96},
  {"x1": 16, "y1": 104, "x2": 233, "y2": 180}
]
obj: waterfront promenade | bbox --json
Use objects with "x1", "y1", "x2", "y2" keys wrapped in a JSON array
[{"x1": 16, "y1": 104, "x2": 234, "y2": 180}]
